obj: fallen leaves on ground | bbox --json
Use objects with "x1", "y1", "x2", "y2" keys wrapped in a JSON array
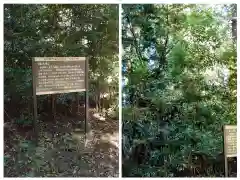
[{"x1": 4, "y1": 109, "x2": 119, "y2": 177}]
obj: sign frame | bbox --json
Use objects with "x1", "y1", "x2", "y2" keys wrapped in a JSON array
[
  {"x1": 223, "y1": 125, "x2": 237, "y2": 177},
  {"x1": 32, "y1": 57, "x2": 89, "y2": 144},
  {"x1": 32, "y1": 57, "x2": 86, "y2": 95}
]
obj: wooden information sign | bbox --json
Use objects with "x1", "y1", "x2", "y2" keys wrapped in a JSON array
[
  {"x1": 32, "y1": 57, "x2": 89, "y2": 143},
  {"x1": 33, "y1": 57, "x2": 86, "y2": 95},
  {"x1": 223, "y1": 125, "x2": 237, "y2": 177}
]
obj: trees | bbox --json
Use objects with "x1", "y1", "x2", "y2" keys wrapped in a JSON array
[
  {"x1": 122, "y1": 4, "x2": 236, "y2": 177},
  {"x1": 4, "y1": 4, "x2": 119, "y2": 177},
  {"x1": 4, "y1": 4, "x2": 119, "y2": 120}
]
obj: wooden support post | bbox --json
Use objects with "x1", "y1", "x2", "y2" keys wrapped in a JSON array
[
  {"x1": 225, "y1": 157, "x2": 228, "y2": 177},
  {"x1": 32, "y1": 59, "x2": 38, "y2": 144},
  {"x1": 85, "y1": 58, "x2": 89, "y2": 137},
  {"x1": 52, "y1": 94, "x2": 56, "y2": 121},
  {"x1": 76, "y1": 92, "x2": 79, "y2": 114},
  {"x1": 223, "y1": 125, "x2": 228, "y2": 177}
]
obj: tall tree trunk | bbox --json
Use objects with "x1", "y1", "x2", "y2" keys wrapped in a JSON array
[{"x1": 231, "y1": 4, "x2": 237, "y2": 42}]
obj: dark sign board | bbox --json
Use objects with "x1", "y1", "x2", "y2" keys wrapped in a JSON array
[
  {"x1": 32, "y1": 57, "x2": 88, "y2": 144},
  {"x1": 32, "y1": 57, "x2": 86, "y2": 95},
  {"x1": 223, "y1": 125, "x2": 237, "y2": 177},
  {"x1": 224, "y1": 125, "x2": 237, "y2": 157}
]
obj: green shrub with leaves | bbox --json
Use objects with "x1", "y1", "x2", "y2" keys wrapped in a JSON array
[{"x1": 122, "y1": 4, "x2": 236, "y2": 177}]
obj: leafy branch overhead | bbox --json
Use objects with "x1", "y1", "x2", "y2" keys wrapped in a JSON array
[
  {"x1": 122, "y1": 4, "x2": 236, "y2": 177},
  {"x1": 4, "y1": 4, "x2": 119, "y2": 177}
]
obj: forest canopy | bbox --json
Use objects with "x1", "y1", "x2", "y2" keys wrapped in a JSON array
[
  {"x1": 122, "y1": 4, "x2": 236, "y2": 177},
  {"x1": 4, "y1": 4, "x2": 119, "y2": 177}
]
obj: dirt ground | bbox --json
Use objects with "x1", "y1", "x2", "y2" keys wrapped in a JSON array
[{"x1": 4, "y1": 108, "x2": 119, "y2": 177}]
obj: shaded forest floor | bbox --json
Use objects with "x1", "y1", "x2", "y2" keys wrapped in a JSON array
[{"x1": 4, "y1": 108, "x2": 119, "y2": 177}]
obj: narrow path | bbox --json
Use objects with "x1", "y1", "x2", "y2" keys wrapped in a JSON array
[
  {"x1": 79, "y1": 110, "x2": 119, "y2": 177},
  {"x1": 4, "y1": 109, "x2": 119, "y2": 177}
]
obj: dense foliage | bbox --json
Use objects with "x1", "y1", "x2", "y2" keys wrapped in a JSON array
[
  {"x1": 4, "y1": 4, "x2": 119, "y2": 124},
  {"x1": 4, "y1": 4, "x2": 119, "y2": 177},
  {"x1": 122, "y1": 4, "x2": 236, "y2": 177}
]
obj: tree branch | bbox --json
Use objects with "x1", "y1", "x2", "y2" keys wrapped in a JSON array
[
  {"x1": 125, "y1": 15, "x2": 144, "y2": 61},
  {"x1": 160, "y1": 5, "x2": 169, "y2": 67}
]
